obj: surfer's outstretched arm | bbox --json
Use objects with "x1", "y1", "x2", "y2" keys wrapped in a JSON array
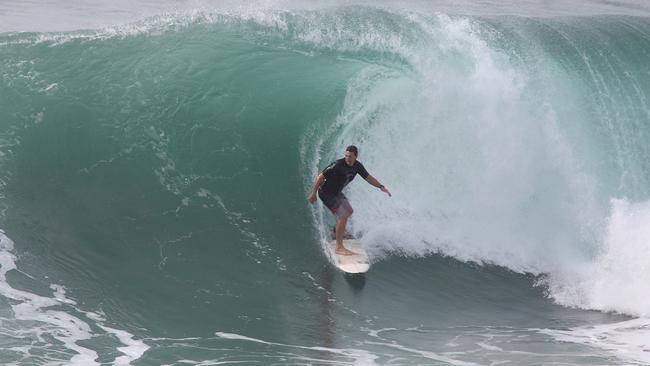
[
  {"x1": 307, "y1": 173, "x2": 325, "y2": 203},
  {"x1": 365, "y1": 175, "x2": 391, "y2": 197}
]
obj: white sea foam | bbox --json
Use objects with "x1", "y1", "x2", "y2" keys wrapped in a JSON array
[
  {"x1": 215, "y1": 331, "x2": 381, "y2": 365},
  {"x1": 540, "y1": 317, "x2": 650, "y2": 365},
  {"x1": 547, "y1": 198, "x2": 650, "y2": 317},
  {"x1": 0, "y1": 229, "x2": 149, "y2": 365},
  {"x1": 100, "y1": 325, "x2": 150, "y2": 365},
  {"x1": 0, "y1": 230, "x2": 98, "y2": 364}
]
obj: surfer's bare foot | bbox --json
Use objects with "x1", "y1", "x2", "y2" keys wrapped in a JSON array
[{"x1": 335, "y1": 247, "x2": 357, "y2": 256}]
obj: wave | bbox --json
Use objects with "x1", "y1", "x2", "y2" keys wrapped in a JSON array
[
  {"x1": 3, "y1": 2, "x2": 650, "y2": 317},
  {"x1": 1, "y1": 6, "x2": 650, "y2": 364},
  {"x1": 294, "y1": 9, "x2": 650, "y2": 318}
]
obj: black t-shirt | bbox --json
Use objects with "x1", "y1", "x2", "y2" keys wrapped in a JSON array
[{"x1": 319, "y1": 158, "x2": 369, "y2": 195}]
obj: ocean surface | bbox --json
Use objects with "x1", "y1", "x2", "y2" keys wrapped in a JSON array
[{"x1": 1, "y1": 1, "x2": 650, "y2": 365}]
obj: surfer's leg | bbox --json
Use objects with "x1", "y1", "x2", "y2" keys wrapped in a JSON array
[
  {"x1": 334, "y1": 198, "x2": 356, "y2": 256},
  {"x1": 321, "y1": 192, "x2": 356, "y2": 255},
  {"x1": 335, "y1": 210, "x2": 355, "y2": 255}
]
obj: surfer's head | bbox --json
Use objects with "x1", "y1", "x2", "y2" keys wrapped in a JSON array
[{"x1": 344, "y1": 145, "x2": 358, "y2": 166}]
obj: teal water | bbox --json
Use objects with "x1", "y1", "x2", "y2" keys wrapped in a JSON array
[{"x1": 1, "y1": 6, "x2": 650, "y2": 365}]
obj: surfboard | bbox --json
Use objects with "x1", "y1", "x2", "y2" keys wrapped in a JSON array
[{"x1": 328, "y1": 239, "x2": 370, "y2": 273}]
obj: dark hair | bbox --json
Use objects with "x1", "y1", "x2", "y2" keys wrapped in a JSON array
[{"x1": 346, "y1": 145, "x2": 358, "y2": 157}]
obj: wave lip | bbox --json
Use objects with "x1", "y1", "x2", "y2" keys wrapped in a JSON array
[{"x1": 4, "y1": 0, "x2": 650, "y2": 33}]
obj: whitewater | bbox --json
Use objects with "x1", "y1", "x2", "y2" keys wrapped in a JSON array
[{"x1": 1, "y1": 1, "x2": 650, "y2": 365}]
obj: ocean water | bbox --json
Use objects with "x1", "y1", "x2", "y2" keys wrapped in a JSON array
[{"x1": 1, "y1": 1, "x2": 650, "y2": 365}]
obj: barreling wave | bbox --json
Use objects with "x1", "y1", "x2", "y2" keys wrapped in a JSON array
[
  {"x1": 295, "y1": 9, "x2": 650, "y2": 319},
  {"x1": 1, "y1": 5, "x2": 650, "y2": 364},
  {"x1": 3, "y1": 2, "x2": 650, "y2": 317}
]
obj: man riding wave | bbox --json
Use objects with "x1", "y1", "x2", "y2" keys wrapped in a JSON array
[{"x1": 308, "y1": 145, "x2": 391, "y2": 255}]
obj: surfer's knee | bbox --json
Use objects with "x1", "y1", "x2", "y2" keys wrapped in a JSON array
[{"x1": 336, "y1": 209, "x2": 353, "y2": 222}]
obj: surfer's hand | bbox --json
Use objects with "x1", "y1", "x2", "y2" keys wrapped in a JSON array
[
  {"x1": 308, "y1": 193, "x2": 317, "y2": 204},
  {"x1": 380, "y1": 186, "x2": 392, "y2": 197}
]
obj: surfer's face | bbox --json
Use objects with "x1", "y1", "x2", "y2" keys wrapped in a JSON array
[{"x1": 344, "y1": 151, "x2": 356, "y2": 166}]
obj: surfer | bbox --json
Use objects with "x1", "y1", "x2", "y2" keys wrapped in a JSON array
[{"x1": 308, "y1": 145, "x2": 391, "y2": 256}]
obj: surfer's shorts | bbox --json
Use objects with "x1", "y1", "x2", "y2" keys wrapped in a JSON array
[{"x1": 318, "y1": 191, "x2": 352, "y2": 219}]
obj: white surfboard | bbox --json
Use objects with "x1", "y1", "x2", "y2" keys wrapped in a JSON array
[{"x1": 328, "y1": 239, "x2": 370, "y2": 273}]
